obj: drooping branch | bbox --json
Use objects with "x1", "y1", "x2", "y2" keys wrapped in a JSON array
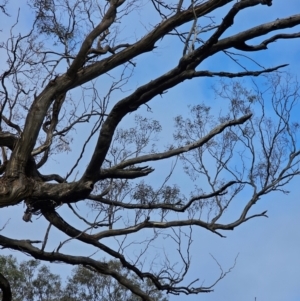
[
  {"x1": 39, "y1": 208, "x2": 223, "y2": 294},
  {"x1": 0, "y1": 234, "x2": 154, "y2": 301}
]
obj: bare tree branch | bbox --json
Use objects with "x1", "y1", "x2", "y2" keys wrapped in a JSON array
[{"x1": 1, "y1": 1, "x2": 300, "y2": 299}]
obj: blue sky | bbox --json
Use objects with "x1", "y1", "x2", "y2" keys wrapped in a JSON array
[{"x1": 1, "y1": 1, "x2": 300, "y2": 300}]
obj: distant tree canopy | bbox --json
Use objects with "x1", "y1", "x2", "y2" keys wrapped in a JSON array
[
  {"x1": 0, "y1": 0, "x2": 300, "y2": 300},
  {"x1": 0, "y1": 255, "x2": 168, "y2": 301}
]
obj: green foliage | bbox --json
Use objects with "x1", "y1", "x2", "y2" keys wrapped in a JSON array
[
  {"x1": 0, "y1": 255, "x2": 62, "y2": 301},
  {"x1": 0, "y1": 255, "x2": 168, "y2": 301}
]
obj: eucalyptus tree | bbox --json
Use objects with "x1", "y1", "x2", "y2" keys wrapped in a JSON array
[
  {"x1": 1, "y1": 1, "x2": 300, "y2": 300},
  {"x1": 0, "y1": 255, "x2": 168, "y2": 301}
]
